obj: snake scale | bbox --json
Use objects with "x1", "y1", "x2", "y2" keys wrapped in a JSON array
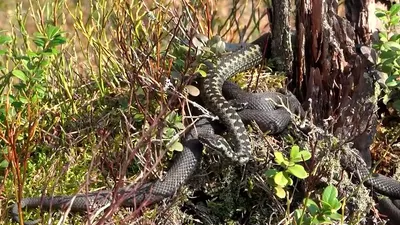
[
  {"x1": 9, "y1": 34, "x2": 400, "y2": 224},
  {"x1": 200, "y1": 44, "x2": 264, "y2": 164}
]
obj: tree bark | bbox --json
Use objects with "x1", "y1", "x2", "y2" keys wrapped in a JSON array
[
  {"x1": 270, "y1": 0, "x2": 293, "y2": 77},
  {"x1": 292, "y1": 0, "x2": 376, "y2": 143}
]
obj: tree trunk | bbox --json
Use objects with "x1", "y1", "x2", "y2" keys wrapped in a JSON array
[
  {"x1": 270, "y1": 0, "x2": 293, "y2": 76},
  {"x1": 292, "y1": 0, "x2": 377, "y2": 144}
]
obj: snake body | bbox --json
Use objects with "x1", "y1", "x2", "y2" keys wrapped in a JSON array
[{"x1": 200, "y1": 44, "x2": 264, "y2": 164}]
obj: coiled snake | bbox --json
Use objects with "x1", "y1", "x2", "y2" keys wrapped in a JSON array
[{"x1": 200, "y1": 43, "x2": 265, "y2": 164}]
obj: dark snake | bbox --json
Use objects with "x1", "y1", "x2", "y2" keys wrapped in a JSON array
[{"x1": 10, "y1": 35, "x2": 400, "y2": 224}]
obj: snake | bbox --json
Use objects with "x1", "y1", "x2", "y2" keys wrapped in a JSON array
[
  {"x1": 199, "y1": 41, "x2": 266, "y2": 164},
  {"x1": 9, "y1": 33, "x2": 400, "y2": 224}
]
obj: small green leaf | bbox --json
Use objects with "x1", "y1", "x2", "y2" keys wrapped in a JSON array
[
  {"x1": 0, "y1": 35, "x2": 12, "y2": 45},
  {"x1": 380, "y1": 50, "x2": 397, "y2": 59},
  {"x1": 287, "y1": 176, "x2": 293, "y2": 185},
  {"x1": 291, "y1": 149, "x2": 312, "y2": 163},
  {"x1": 163, "y1": 127, "x2": 175, "y2": 137},
  {"x1": 197, "y1": 69, "x2": 207, "y2": 77},
  {"x1": 274, "y1": 151, "x2": 285, "y2": 165},
  {"x1": 12, "y1": 101, "x2": 24, "y2": 109},
  {"x1": 133, "y1": 113, "x2": 144, "y2": 122},
  {"x1": 304, "y1": 198, "x2": 320, "y2": 216},
  {"x1": 274, "y1": 186, "x2": 286, "y2": 198},
  {"x1": 264, "y1": 168, "x2": 278, "y2": 178},
  {"x1": 290, "y1": 145, "x2": 300, "y2": 160},
  {"x1": 328, "y1": 212, "x2": 342, "y2": 220},
  {"x1": 390, "y1": 34, "x2": 400, "y2": 42},
  {"x1": 375, "y1": 11, "x2": 386, "y2": 18},
  {"x1": 386, "y1": 75, "x2": 399, "y2": 87},
  {"x1": 393, "y1": 99, "x2": 400, "y2": 112},
  {"x1": 46, "y1": 25, "x2": 61, "y2": 39},
  {"x1": 384, "y1": 41, "x2": 400, "y2": 51},
  {"x1": 169, "y1": 141, "x2": 183, "y2": 152},
  {"x1": 390, "y1": 16, "x2": 400, "y2": 25},
  {"x1": 12, "y1": 70, "x2": 27, "y2": 82},
  {"x1": 174, "y1": 122, "x2": 185, "y2": 130},
  {"x1": 274, "y1": 171, "x2": 289, "y2": 186},
  {"x1": 390, "y1": 4, "x2": 400, "y2": 17},
  {"x1": 0, "y1": 159, "x2": 8, "y2": 168},
  {"x1": 330, "y1": 199, "x2": 342, "y2": 211},
  {"x1": 322, "y1": 185, "x2": 338, "y2": 204},
  {"x1": 287, "y1": 164, "x2": 309, "y2": 179},
  {"x1": 275, "y1": 152, "x2": 290, "y2": 167}
]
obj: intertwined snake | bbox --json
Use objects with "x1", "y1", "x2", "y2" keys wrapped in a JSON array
[
  {"x1": 9, "y1": 33, "x2": 400, "y2": 224},
  {"x1": 200, "y1": 43, "x2": 265, "y2": 164}
]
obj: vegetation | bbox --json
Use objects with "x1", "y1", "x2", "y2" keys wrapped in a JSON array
[
  {"x1": 374, "y1": 3, "x2": 400, "y2": 113},
  {"x1": 0, "y1": 0, "x2": 399, "y2": 225},
  {"x1": 265, "y1": 145, "x2": 311, "y2": 199}
]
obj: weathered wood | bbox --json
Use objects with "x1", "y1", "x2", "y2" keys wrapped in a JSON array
[
  {"x1": 293, "y1": 0, "x2": 376, "y2": 143},
  {"x1": 270, "y1": 0, "x2": 293, "y2": 76}
]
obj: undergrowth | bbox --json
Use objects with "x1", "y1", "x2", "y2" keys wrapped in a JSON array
[
  {"x1": 0, "y1": 0, "x2": 272, "y2": 224},
  {"x1": 1, "y1": 0, "x2": 393, "y2": 225}
]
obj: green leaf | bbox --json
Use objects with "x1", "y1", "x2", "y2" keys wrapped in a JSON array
[
  {"x1": 304, "y1": 198, "x2": 320, "y2": 216},
  {"x1": 264, "y1": 168, "x2": 278, "y2": 178},
  {"x1": 274, "y1": 171, "x2": 289, "y2": 186},
  {"x1": 163, "y1": 127, "x2": 175, "y2": 137},
  {"x1": 0, "y1": 35, "x2": 12, "y2": 45},
  {"x1": 330, "y1": 199, "x2": 342, "y2": 211},
  {"x1": 383, "y1": 41, "x2": 400, "y2": 51},
  {"x1": 287, "y1": 164, "x2": 309, "y2": 179},
  {"x1": 393, "y1": 99, "x2": 400, "y2": 112},
  {"x1": 322, "y1": 185, "x2": 338, "y2": 206},
  {"x1": 33, "y1": 33, "x2": 47, "y2": 47},
  {"x1": 375, "y1": 11, "x2": 386, "y2": 18},
  {"x1": 169, "y1": 141, "x2": 183, "y2": 152},
  {"x1": 274, "y1": 151, "x2": 289, "y2": 167},
  {"x1": 133, "y1": 113, "x2": 144, "y2": 122},
  {"x1": 12, "y1": 70, "x2": 27, "y2": 82},
  {"x1": 12, "y1": 101, "x2": 24, "y2": 109},
  {"x1": 328, "y1": 212, "x2": 342, "y2": 220},
  {"x1": 390, "y1": 4, "x2": 400, "y2": 17},
  {"x1": 386, "y1": 75, "x2": 399, "y2": 87},
  {"x1": 287, "y1": 176, "x2": 293, "y2": 185},
  {"x1": 390, "y1": 16, "x2": 400, "y2": 25},
  {"x1": 174, "y1": 122, "x2": 185, "y2": 130},
  {"x1": 0, "y1": 159, "x2": 8, "y2": 168},
  {"x1": 379, "y1": 32, "x2": 389, "y2": 42},
  {"x1": 274, "y1": 186, "x2": 286, "y2": 198},
  {"x1": 49, "y1": 36, "x2": 66, "y2": 47},
  {"x1": 380, "y1": 50, "x2": 397, "y2": 59},
  {"x1": 197, "y1": 69, "x2": 207, "y2": 77},
  {"x1": 299, "y1": 151, "x2": 311, "y2": 161},
  {"x1": 290, "y1": 145, "x2": 300, "y2": 160},
  {"x1": 290, "y1": 146, "x2": 312, "y2": 163}
]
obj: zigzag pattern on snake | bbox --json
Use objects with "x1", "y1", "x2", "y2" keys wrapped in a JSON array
[{"x1": 200, "y1": 44, "x2": 264, "y2": 164}]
